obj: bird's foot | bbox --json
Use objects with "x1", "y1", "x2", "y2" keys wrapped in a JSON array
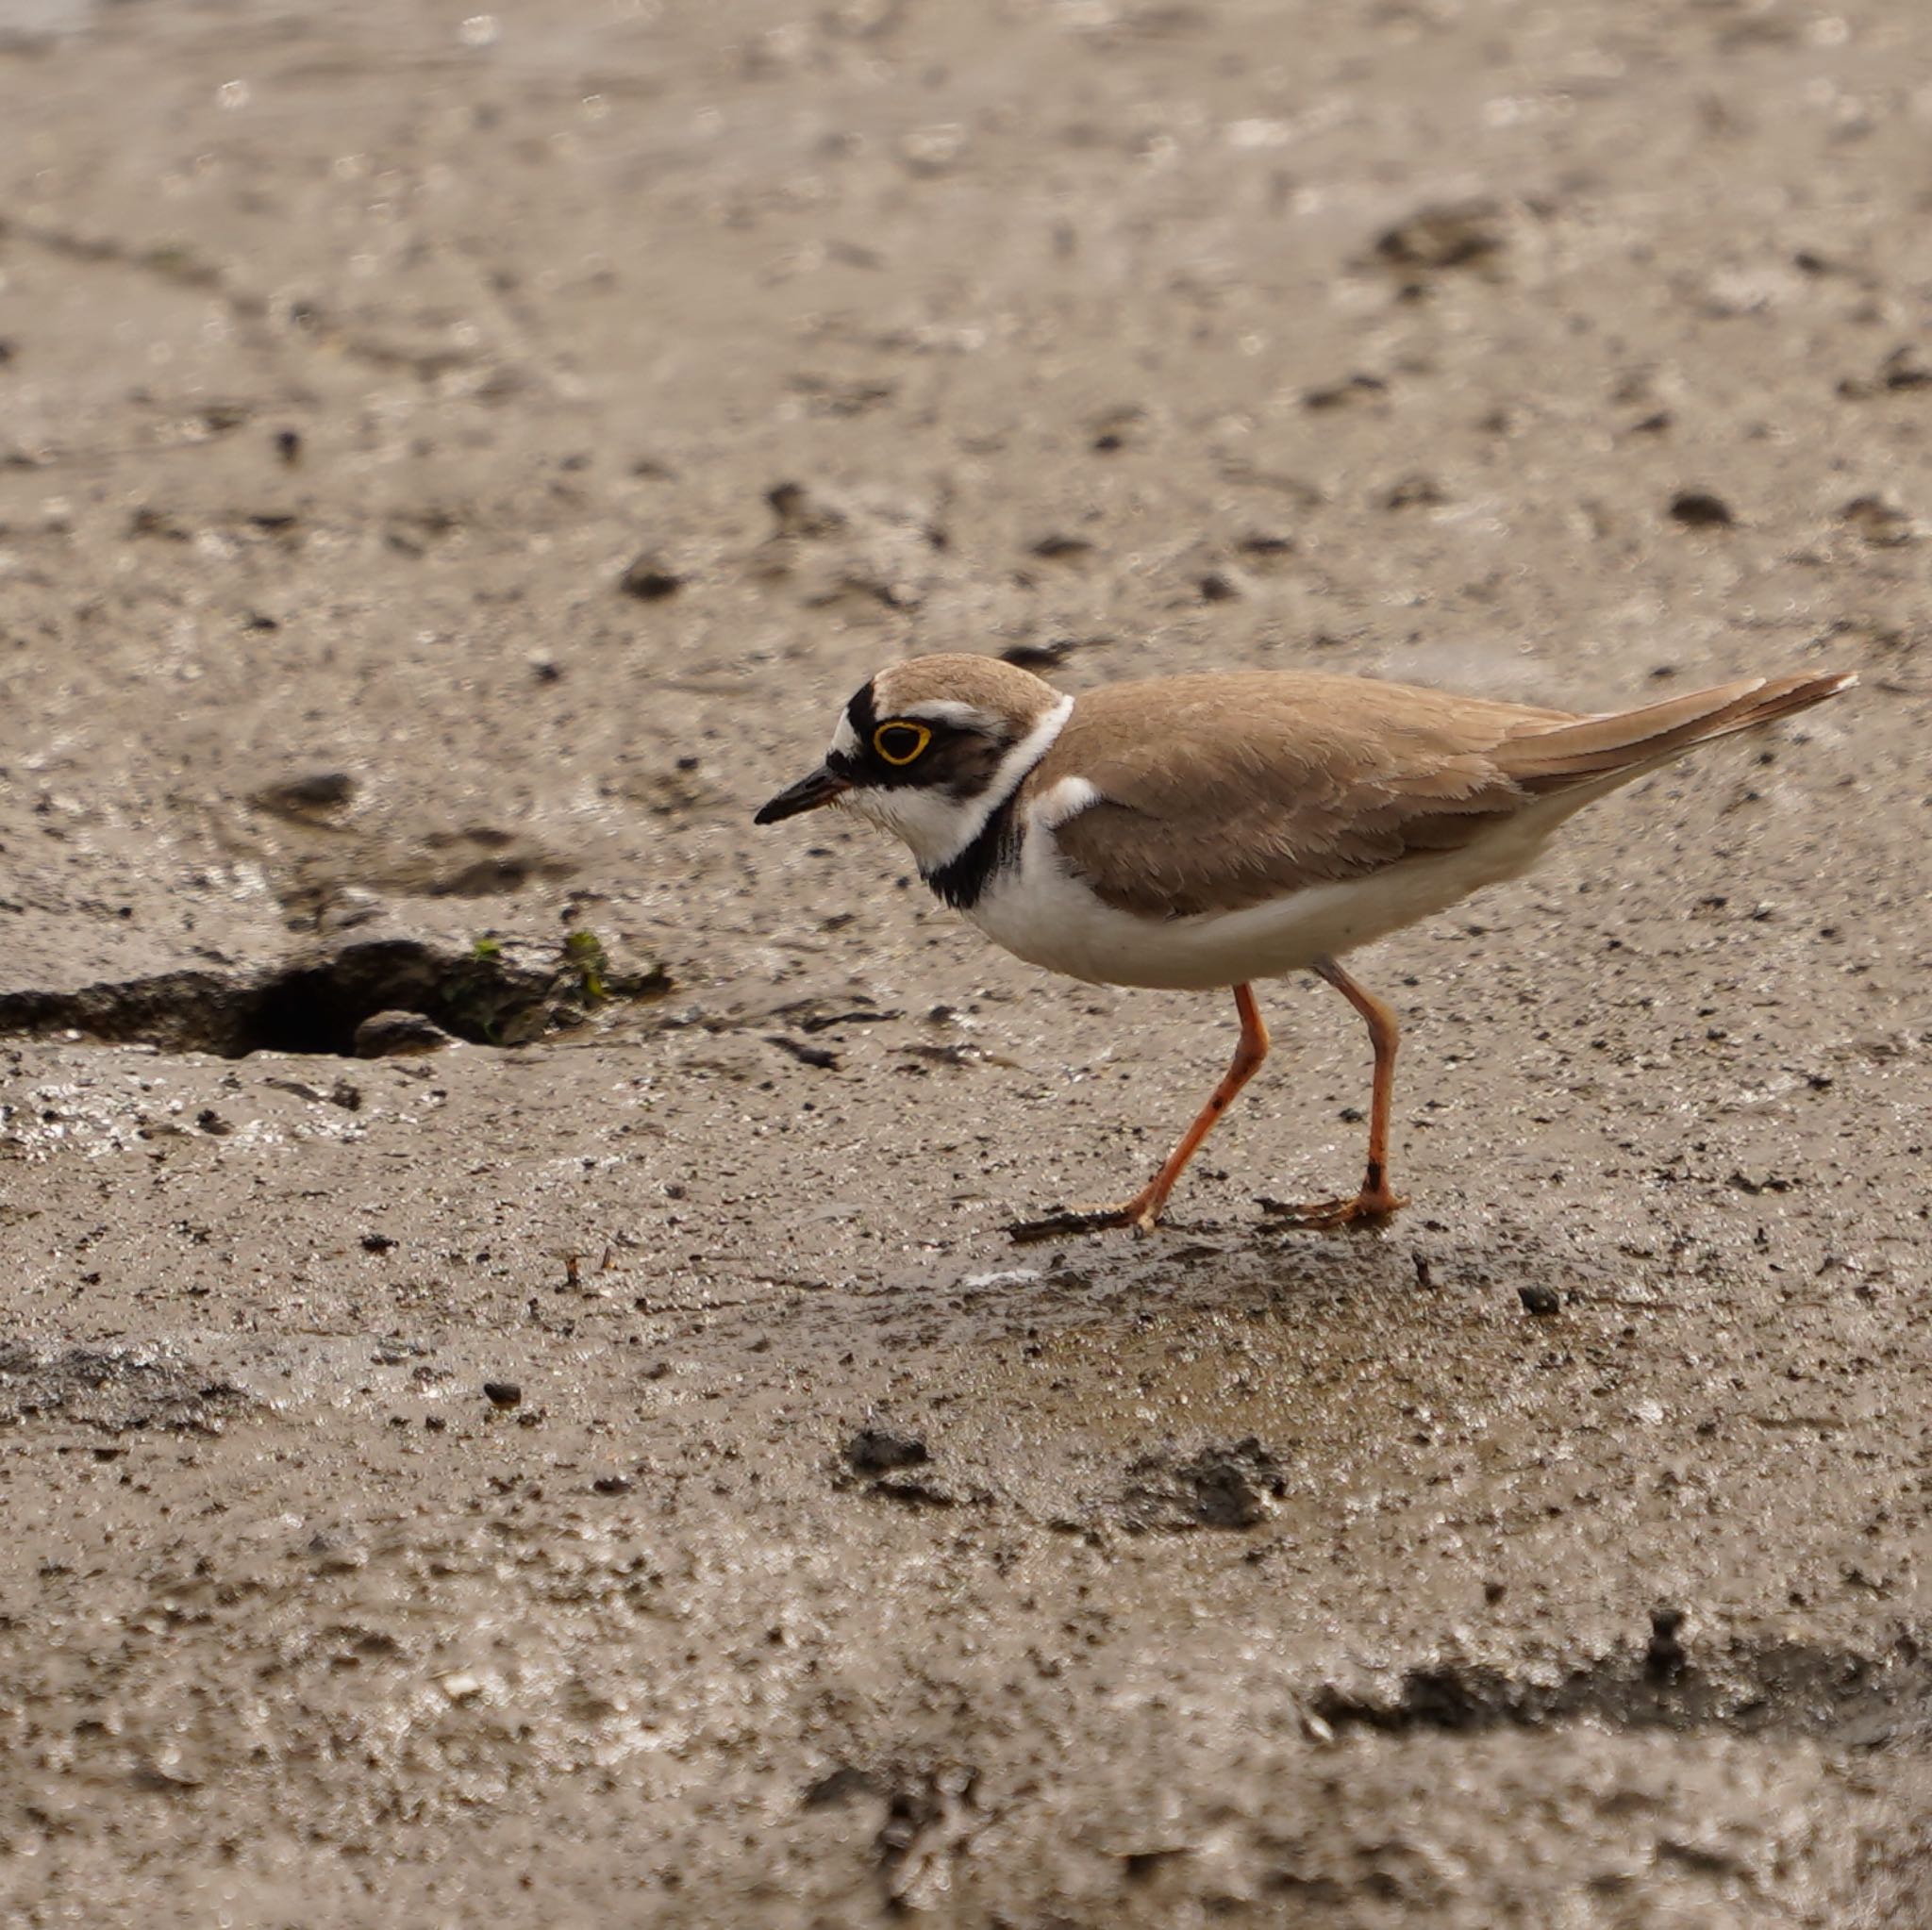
[
  {"x1": 1006, "y1": 1193, "x2": 1165, "y2": 1243},
  {"x1": 1257, "y1": 1188, "x2": 1407, "y2": 1232}
]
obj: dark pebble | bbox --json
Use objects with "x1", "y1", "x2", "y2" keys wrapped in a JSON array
[
  {"x1": 1840, "y1": 494, "x2": 1916, "y2": 545},
  {"x1": 845, "y1": 1426, "x2": 928, "y2": 1474},
  {"x1": 253, "y1": 770, "x2": 355, "y2": 818},
  {"x1": 618, "y1": 551, "x2": 684, "y2": 599},
  {"x1": 1645, "y1": 1605, "x2": 1689, "y2": 1680},
  {"x1": 1001, "y1": 641, "x2": 1074, "y2": 670},
  {"x1": 1374, "y1": 198, "x2": 1506, "y2": 271},
  {"x1": 353, "y1": 1010, "x2": 454, "y2": 1058},
  {"x1": 765, "y1": 1034, "x2": 839, "y2": 1070},
  {"x1": 1518, "y1": 1284, "x2": 1561, "y2": 1316},
  {"x1": 483, "y1": 1381, "x2": 523, "y2": 1408},
  {"x1": 1379, "y1": 473, "x2": 1446, "y2": 510},
  {"x1": 766, "y1": 480, "x2": 848, "y2": 539},
  {"x1": 1880, "y1": 344, "x2": 1932, "y2": 391},
  {"x1": 128, "y1": 505, "x2": 192, "y2": 541},
  {"x1": 1234, "y1": 531, "x2": 1296, "y2": 560},
  {"x1": 1303, "y1": 373, "x2": 1387, "y2": 410},
  {"x1": 1668, "y1": 489, "x2": 1735, "y2": 528},
  {"x1": 1029, "y1": 532, "x2": 1094, "y2": 560}
]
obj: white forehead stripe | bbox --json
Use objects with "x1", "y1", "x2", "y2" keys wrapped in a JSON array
[
  {"x1": 895, "y1": 698, "x2": 998, "y2": 731},
  {"x1": 828, "y1": 714, "x2": 860, "y2": 759}
]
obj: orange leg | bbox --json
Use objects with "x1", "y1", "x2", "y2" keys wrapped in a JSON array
[
  {"x1": 1008, "y1": 984, "x2": 1270, "y2": 1240},
  {"x1": 1262, "y1": 957, "x2": 1407, "y2": 1229}
]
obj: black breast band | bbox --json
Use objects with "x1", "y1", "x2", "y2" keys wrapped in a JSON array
[{"x1": 924, "y1": 788, "x2": 1024, "y2": 910}]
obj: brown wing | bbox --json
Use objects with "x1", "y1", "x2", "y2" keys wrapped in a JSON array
[{"x1": 1035, "y1": 669, "x2": 1851, "y2": 920}]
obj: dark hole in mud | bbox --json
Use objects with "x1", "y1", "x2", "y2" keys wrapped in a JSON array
[
  {"x1": 0, "y1": 937, "x2": 669, "y2": 1059},
  {"x1": 245, "y1": 946, "x2": 455, "y2": 1056}
]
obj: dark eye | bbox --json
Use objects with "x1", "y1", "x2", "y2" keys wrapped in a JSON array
[{"x1": 873, "y1": 721, "x2": 932, "y2": 766}]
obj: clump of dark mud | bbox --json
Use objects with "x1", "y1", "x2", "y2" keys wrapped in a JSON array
[
  {"x1": 1120, "y1": 1437, "x2": 1288, "y2": 1531},
  {"x1": 0, "y1": 1343, "x2": 247, "y2": 1434}
]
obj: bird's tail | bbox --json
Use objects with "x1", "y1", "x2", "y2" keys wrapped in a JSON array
[{"x1": 1496, "y1": 669, "x2": 1856, "y2": 795}]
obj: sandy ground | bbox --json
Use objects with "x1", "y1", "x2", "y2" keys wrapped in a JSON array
[{"x1": 3, "y1": 0, "x2": 1931, "y2": 1923}]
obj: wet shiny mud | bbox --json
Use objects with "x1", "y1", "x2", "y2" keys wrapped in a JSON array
[{"x1": 3, "y1": 0, "x2": 1930, "y2": 1923}]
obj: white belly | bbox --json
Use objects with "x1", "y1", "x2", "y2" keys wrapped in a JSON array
[{"x1": 965, "y1": 807, "x2": 1569, "y2": 990}]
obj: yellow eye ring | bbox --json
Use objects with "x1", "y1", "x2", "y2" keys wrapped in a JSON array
[{"x1": 873, "y1": 721, "x2": 932, "y2": 766}]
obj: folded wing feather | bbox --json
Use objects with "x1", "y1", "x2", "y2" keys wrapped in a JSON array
[{"x1": 1037, "y1": 669, "x2": 1852, "y2": 921}]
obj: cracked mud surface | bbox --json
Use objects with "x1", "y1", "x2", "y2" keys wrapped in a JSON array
[{"x1": 3, "y1": 1, "x2": 1930, "y2": 1924}]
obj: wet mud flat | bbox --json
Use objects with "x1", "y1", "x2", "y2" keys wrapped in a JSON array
[{"x1": 3, "y1": 0, "x2": 1931, "y2": 1924}]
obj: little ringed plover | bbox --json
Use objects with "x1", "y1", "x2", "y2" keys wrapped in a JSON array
[{"x1": 755, "y1": 654, "x2": 1853, "y2": 1237}]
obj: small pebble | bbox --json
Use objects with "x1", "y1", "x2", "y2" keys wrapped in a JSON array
[
  {"x1": 618, "y1": 552, "x2": 684, "y2": 600},
  {"x1": 1029, "y1": 532, "x2": 1094, "y2": 560},
  {"x1": 845, "y1": 1426, "x2": 928, "y2": 1474},
  {"x1": 1374, "y1": 198, "x2": 1506, "y2": 272},
  {"x1": 354, "y1": 1010, "x2": 455, "y2": 1058},
  {"x1": 253, "y1": 770, "x2": 355, "y2": 819},
  {"x1": 1000, "y1": 641, "x2": 1074, "y2": 671},
  {"x1": 1645, "y1": 1606, "x2": 1689, "y2": 1680},
  {"x1": 1518, "y1": 1284, "x2": 1561, "y2": 1317},
  {"x1": 1880, "y1": 344, "x2": 1932, "y2": 391},
  {"x1": 1668, "y1": 488, "x2": 1735, "y2": 528},
  {"x1": 483, "y1": 1381, "x2": 522, "y2": 1408}
]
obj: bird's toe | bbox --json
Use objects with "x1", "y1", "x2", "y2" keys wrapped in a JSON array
[{"x1": 1258, "y1": 1190, "x2": 1407, "y2": 1231}]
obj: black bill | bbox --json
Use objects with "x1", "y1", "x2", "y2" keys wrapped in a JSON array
[{"x1": 753, "y1": 764, "x2": 850, "y2": 824}]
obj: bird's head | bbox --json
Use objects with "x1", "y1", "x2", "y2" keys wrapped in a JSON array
[{"x1": 754, "y1": 653, "x2": 1072, "y2": 873}]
